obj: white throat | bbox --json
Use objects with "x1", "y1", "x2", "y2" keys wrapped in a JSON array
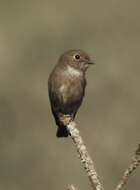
[{"x1": 66, "y1": 65, "x2": 82, "y2": 77}]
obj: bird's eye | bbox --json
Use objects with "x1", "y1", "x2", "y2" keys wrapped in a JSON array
[{"x1": 74, "y1": 54, "x2": 80, "y2": 60}]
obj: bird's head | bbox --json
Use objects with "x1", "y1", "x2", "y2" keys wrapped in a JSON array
[{"x1": 58, "y1": 49, "x2": 95, "y2": 72}]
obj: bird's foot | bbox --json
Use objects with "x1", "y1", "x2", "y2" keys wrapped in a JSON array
[{"x1": 59, "y1": 114, "x2": 73, "y2": 126}]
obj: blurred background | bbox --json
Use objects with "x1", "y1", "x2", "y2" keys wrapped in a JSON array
[{"x1": 0, "y1": 0, "x2": 140, "y2": 190}]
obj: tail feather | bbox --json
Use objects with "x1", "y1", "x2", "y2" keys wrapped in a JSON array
[{"x1": 56, "y1": 126, "x2": 69, "y2": 138}]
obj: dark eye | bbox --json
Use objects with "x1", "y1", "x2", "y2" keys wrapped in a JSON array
[{"x1": 74, "y1": 54, "x2": 80, "y2": 60}]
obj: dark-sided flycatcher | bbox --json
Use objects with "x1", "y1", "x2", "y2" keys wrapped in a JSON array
[{"x1": 48, "y1": 49, "x2": 94, "y2": 137}]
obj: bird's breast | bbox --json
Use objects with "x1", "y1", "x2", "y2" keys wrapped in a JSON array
[{"x1": 58, "y1": 75, "x2": 84, "y2": 104}]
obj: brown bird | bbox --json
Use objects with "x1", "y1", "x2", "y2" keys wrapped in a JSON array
[{"x1": 48, "y1": 49, "x2": 94, "y2": 137}]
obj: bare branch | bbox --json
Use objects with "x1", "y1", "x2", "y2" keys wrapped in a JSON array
[
  {"x1": 67, "y1": 184, "x2": 78, "y2": 190},
  {"x1": 59, "y1": 114, "x2": 104, "y2": 190},
  {"x1": 60, "y1": 116, "x2": 140, "y2": 190},
  {"x1": 115, "y1": 144, "x2": 140, "y2": 190}
]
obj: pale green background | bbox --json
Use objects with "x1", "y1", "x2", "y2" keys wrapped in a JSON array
[{"x1": 0, "y1": 0, "x2": 140, "y2": 190}]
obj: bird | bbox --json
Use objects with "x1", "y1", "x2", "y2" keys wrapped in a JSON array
[{"x1": 48, "y1": 49, "x2": 94, "y2": 137}]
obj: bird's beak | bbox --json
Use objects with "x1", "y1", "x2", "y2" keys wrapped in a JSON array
[{"x1": 87, "y1": 61, "x2": 95, "y2": 65}]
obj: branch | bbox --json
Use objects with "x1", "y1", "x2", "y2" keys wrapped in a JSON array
[
  {"x1": 60, "y1": 116, "x2": 140, "y2": 190},
  {"x1": 115, "y1": 144, "x2": 140, "y2": 190},
  {"x1": 60, "y1": 115, "x2": 104, "y2": 190},
  {"x1": 67, "y1": 184, "x2": 78, "y2": 190}
]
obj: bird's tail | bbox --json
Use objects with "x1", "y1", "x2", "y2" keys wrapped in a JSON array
[{"x1": 56, "y1": 126, "x2": 69, "y2": 138}]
